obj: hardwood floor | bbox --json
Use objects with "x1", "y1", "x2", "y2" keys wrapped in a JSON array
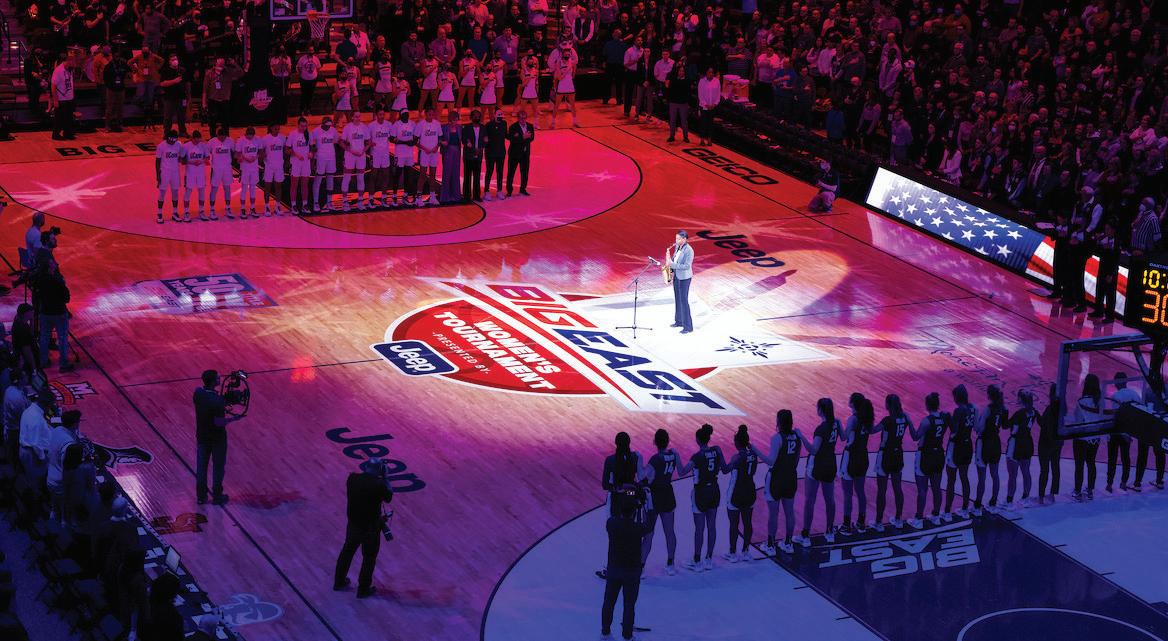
[{"x1": 0, "y1": 103, "x2": 1134, "y2": 641}]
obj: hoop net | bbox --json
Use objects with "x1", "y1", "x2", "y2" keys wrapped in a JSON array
[{"x1": 307, "y1": 10, "x2": 330, "y2": 41}]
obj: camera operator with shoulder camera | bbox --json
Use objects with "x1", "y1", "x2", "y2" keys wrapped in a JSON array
[
  {"x1": 333, "y1": 457, "x2": 394, "y2": 599},
  {"x1": 601, "y1": 489, "x2": 649, "y2": 641},
  {"x1": 193, "y1": 369, "x2": 243, "y2": 506}
]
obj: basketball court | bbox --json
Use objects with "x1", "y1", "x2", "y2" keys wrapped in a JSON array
[{"x1": 1, "y1": 103, "x2": 1165, "y2": 641}]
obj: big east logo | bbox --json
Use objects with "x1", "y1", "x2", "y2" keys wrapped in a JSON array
[
  {"x1": 374, "y1": 280, "x2": 832, "y2": 416},
  {"x1": 375, "y1": 280, "x2": 736, "y2": 415}
]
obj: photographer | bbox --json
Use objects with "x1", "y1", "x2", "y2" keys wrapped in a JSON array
[
  {"x1": 35, "y1": 254, "x2": 72, "y2": 373},
  {"x1": 601, "y1": 491, "x2": 648, "y2": 641},
  {"x1": 333, "y1": 457, "x2": 394, "y2": 599},
  {"x1": 193, "y1": 370, "x2": 242, "y2": 506}
]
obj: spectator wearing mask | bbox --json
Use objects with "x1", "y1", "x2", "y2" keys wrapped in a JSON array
[
  {"x1": 297, "y1": 48, "x2": 323, "y2": 116},
  {"x1": 129, "y1": 46, "x2": 163, "y2": 117},
  {"x1": 102, "y1": 48, "x2": 130, "y2": 132},
  {"x1": 159, "y1": 54, "x2": 189, "y2": 138},
  {"x1": 202, "y1": 57, "x2": 243, "y2": 146}
]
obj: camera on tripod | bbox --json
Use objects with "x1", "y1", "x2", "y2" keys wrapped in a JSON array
[{"x1": 219, "y1": 369, "x2": 251, "y2": 417}]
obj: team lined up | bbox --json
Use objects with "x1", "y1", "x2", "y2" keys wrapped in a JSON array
[
  {"x1": 604, "y1": 380, "x2": 1167, "y2": 575},
  {"x1": 152, "y1": 106, "x2": 491, "y2": 222}
]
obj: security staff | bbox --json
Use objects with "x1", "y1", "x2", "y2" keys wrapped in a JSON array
[{"x1": 334, "y1": 457, "x2": 394, "y2": 599}]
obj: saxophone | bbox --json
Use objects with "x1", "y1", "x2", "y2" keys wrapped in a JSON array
[{"x1": 662, "y1": 245, "x2": 674, "y2": 284}]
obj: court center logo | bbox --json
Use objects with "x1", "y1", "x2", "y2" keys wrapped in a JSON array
[{"x1": 374, "y1": 280, "x2": 832, "y2": 415}]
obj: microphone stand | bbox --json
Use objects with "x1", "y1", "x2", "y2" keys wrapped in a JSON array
[{"x1": 616, "y1": 258, "x2": 657, "y2": 339}]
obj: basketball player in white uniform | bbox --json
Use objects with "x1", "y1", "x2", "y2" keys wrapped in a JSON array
[
  {"x1": 155, "y1": 129, "x2": 185, "y2": 223},
  {"x1": 287, "y1": 117, "x2": 313, "y2": 214},
  {"x1": 392, "y1": 109, "x2": 416, "y2": 206},
  {"x1": 261, "y1": 123, "x2": 287, "y2": 216},
  {"x1": 414, "y1": 108, "x2": 443, "y2": 205},
  {"x1": 311, "y1": 116, "x2": 338, "y2": 212},
  {"x1": 340, "y1": 111, "x2": 371, "y2": 211},
  {"x1": 234, "y1": 127, "x2": 262, "y2": 218},
  {"x1": 368, "y1": 107, "x2": 396, "y2": 207},
  {"x1": 183, "y1": 130, "x2": 211, "y2": 220},
  {"x1": 208, "y1": 127, "x2": 236, "y2": 219}
]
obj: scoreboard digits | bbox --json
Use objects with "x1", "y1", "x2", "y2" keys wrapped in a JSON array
[{"x1": 1124, "y1": 256, "x2": 1168, "y2": 338}]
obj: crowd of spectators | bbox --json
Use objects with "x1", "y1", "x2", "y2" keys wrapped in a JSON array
[{"x1": 12, "y1": 0, "x2": 1168, "y2": 257}]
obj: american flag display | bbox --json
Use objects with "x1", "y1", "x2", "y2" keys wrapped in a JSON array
[
  {"x1": 866, "y1": 168, "x2": 1049, "y2": 276},
  {"x1": 866, "y1": 168, "x2": 1129, "y2": 314}
]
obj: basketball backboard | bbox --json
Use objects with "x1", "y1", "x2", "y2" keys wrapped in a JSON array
[{"x1": 270, "y1": 0, "x2": 353, "y2": 21}]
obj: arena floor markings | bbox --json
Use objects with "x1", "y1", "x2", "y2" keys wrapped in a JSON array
[{"x1": 0, "y1": 102, "x2": 1158, "y2": 641}]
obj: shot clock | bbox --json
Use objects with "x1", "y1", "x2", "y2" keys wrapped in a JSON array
[{"x1": 1124, "y1": 255, "x2": 1168, "y2": 338}]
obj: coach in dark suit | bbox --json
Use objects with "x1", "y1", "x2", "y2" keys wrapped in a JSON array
[
  {"x1": 482, "y1": 109, "x2": 508, "y2": 199},
  {"x1": 461, "y1": 109, "x2": 486, "y2": 201},
  {"x1": 506, "y1": 110, "x2": 535, "y2": 197}
]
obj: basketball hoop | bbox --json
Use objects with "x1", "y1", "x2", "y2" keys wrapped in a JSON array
[{"x1": 306, "y1": 10, "x2": 330, "y2": 42}]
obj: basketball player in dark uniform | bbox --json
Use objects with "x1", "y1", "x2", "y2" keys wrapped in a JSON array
[
  {"x1": 677, "y1": 424, "x2": 724, "y2": 571},
  {"x1": 974, "y1": 385, "x2": 1007, "y2": 515},
  {"x1": 873, "y1": 394, "x2": 910, "y2": 532},
  {"x1": 840, "y1": 393, "x2": 873, "y2": 535},
  {"x1": 909, "y1": 393, "x2": 947, "y2": 529},
  {"x1": 1005, "y1": 390, "x2": 1036, "y2": 508},
  {"x1": 763, "y1": 410, "x2": 801, "y2": 555},
  {"x1": 799, "y1": 398, "x2": 841, "y2": 546},
  {"x1": 639, "y1": 429, "x2": 680, "y2": 575},
  {"x1": 944, "y1": 385, "x2": 976, "y2": 520},
  {"x1": 722, "y1": 426, "x2": 762, "y2": 562}
]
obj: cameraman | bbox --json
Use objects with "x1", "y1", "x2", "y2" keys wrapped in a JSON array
[
  {"x1": 193, "y1": 370, "x2": 242, "y2": 506},
  {"x1": 35, "y1": 255, "x2": 72, "y2": 373},
  {"x1": 601, "y1": 492, "x2": 648, "y2": 641},
  {"x1": 333, "y1": 457, "x2": 394, "y2": 599}
]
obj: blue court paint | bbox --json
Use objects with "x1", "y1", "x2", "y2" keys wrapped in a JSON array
[{"x1": 774, "y1": 513, "x2": 1168, "y2": 641}]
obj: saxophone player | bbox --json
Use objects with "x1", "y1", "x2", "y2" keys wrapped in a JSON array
[{"x1": 666, "y1": 230, "x2": 694, "y2": 334}]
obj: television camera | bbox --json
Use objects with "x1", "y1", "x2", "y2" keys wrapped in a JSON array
[{"x1": 219, "y1": 369, "x2": 251, "y2": 417}]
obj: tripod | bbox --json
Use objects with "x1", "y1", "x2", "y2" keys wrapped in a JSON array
[{"x1": 616, "y1": 258, "x2": 658, "y2": 339}]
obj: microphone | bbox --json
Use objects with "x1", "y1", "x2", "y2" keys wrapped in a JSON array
[{"x1": 647, "y1": 256, "x2": 661, "y2": 266}]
